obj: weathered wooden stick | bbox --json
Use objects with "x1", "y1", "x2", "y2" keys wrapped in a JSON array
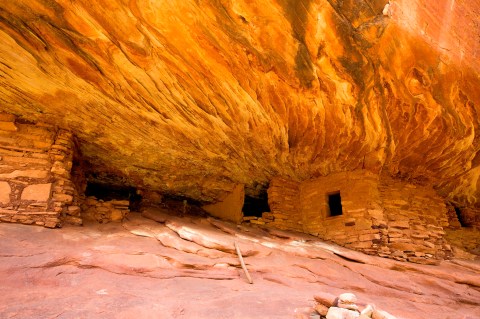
[{"x1": 234, "y1": 241, "x2": 253, "y2": 284}]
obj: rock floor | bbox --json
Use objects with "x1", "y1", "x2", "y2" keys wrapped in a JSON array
[{"x1": 1, "y1": 209, "x2": 479, "y2": 319}]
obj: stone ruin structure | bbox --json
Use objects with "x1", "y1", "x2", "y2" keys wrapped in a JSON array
[
  {"x1": 266, "y1": 172, "x2": 453, "y2": 264},
  {"x1": 0, "y1": 113, "x2": 81, "y2": 227},
  {"x1": 0, "y1": 112, "x2": 479, "y2": 265},
  {"x1": 0, "y1": 113, "x2": 135, "y2": 228},
  {"x1": 203, "y1": 170, "x2": 479, "y2": 264}
]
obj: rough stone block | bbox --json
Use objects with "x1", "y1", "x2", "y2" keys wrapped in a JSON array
[
  {"x1": 0, "y1": 170, "x2": 49, "y2": 179},
  {"x1": 314, "y1": 304, "x2": 329, "y2": 316},
  {"x1": 358, "y1": 233, "x2": 380, "y2": 242},
  {"x1": 62, "y1": 215, "x2": 82, "y2": 225},
  {"x1": 354, "y1": 219, "x2": 373, "y2": 230},
  {"x1": 2, "y1": 156, "x2": 49, "y2": 165},
  {"x1": 33, "y1": 140, "x2": 52, "y2": 149},
  {"x1": 0, "y1": 121, "x2": 18, "y2": 131},
  {"x1": 53, "y1": 193, "x2": 73, "y2": 203},
  {"x1": 111, "y1": 199, "x2": 130, "y2": 206},
  {"x1": 110, "y1": 209, "x2": 124, "y2": 222},
  {"x1": 388, "y1": 220, "x2": 410, "y2": 229},
  {"x1": 21, "y1": 183, "x2": 52, "y2": 201},
  {"x1": 313, "y1": 293, "x2": 336, "y2": 307},
  {"x1": 202, "y1": 184, "x2": 244, "y2": 223},
  {"x1": 0, "y1": 182, "x2": 11, "y2": 204}
]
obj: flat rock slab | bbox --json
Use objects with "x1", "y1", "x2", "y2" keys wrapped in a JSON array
[
  {"x1": 1, "y1": 213, "x2": 479, "y2": 319},
  {"x1": 21, "y1": 183, "x2": 52, "y2": 201},
  {"x1": 0, "y1": 181, "x2": 11, "y2": 204}
]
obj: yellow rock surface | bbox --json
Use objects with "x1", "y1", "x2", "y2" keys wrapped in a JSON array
[{"x1": 0, "y1": 0, "x2": 478, "y2": 209}]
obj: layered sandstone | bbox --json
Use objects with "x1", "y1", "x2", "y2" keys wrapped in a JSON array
[{"x1": 0, "y1": 0, "x2": 478, "y2": 215}]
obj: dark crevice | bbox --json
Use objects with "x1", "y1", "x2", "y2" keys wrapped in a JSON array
[
  {"x1": 453, "y1": 205, "x2": 467, "y2": 227},
  {"x1": 333, "y1": 252, "x2": 365, "y2": 264}
]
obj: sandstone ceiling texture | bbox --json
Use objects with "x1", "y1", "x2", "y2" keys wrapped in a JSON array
[{"x1": 0, "y1": 0, "x2": 479, "y2": 206}]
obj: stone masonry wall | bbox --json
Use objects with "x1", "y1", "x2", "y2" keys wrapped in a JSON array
[
  {"x1": 81, "y1": 196, "x2": 129, "y2": 223},
  {"x1": 0, "y1": 113, "x2": 79, "y2": 227},
  {"x1": 50, "y1": 129, "x2": 83, "y2": 225},
  {"x1": 265, "y1": 177, "x2": 302, "y2": 231},
  {"x1": 299, "y1": 171, "x2": 383, "y2": 255},
  {"x1": 378, "y1": 176, "x2": 453, "y2": 263},
  {"x1": 265, "y1": 171, "x2": 454, "y2": 263}
]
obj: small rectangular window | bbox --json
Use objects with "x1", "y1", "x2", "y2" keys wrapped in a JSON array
[{"x1": 327, "y1": 191, "x2": 343, "y2": 217}]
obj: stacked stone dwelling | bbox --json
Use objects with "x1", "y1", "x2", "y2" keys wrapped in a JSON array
[
  {"x1": 201, "y1": 170, "x2": 479, "y2": 265},
  {"x1": 264, "y1": 172, "x2": 454, "y2": 264},
  {"x1": 0, "y1": 113, "x2": 132, "y2": 227},
  {"x1": 0, "y1": 113, "x2": 81, "y2": 227}
]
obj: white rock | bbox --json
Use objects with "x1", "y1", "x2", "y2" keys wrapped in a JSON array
[
  {"x1": 338, "y1": 303, "x2": 359, "y2": 311},
  {"x1": 337, "y1": 293, "x2": 359, "y2": 311},
  {"x1": 361, "y1": 304, "x2": 375, "y2": 317},
  {"x1": 382, "y1": 2, "x2": 391, "y2": 16},
  {"x1": 372, "y1": 309, "x2": 397, "y2": 319},
  {"x1": 338, "y1": 293, "x2": 358, "y2": 304},
  {"x1": 326, "y1": 307, "x2": 360, "y2": 319}
]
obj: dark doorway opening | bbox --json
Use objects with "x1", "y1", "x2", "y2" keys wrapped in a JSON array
[
  {"x1": 161, "y1": 194, "x2": 206, "y2": 217},
  {"x1": 327, "y1": 191, "x2": 343, "y2": 217},
  {"x1": 85, "y1": 182, "x2": 141, "y2": 211},
  {"x1": 453, "y1": 205, "x2": 467, "y2": 227},
  {"x1": 243, "y1": 193, "x2": 270, "y2": 218}
]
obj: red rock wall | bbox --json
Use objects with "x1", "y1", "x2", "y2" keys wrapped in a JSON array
[
  {"x1": 391, "y1": 0, "x2": 480, "y2": 72},
  {"x1": 0, "y1": 113, "x2": 80, "y2": 227}
]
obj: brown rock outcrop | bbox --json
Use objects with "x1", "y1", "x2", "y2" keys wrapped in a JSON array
[{"x1": 0, "y1": 0, "x2": 478, "y2": 214}]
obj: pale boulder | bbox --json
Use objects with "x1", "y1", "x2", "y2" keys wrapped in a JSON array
[
  {"x1": 337, "y1": 292, "x2": 359, "y2": 311},
  {"x1": 326, "y1": 307, "x2": 360, "y2": 319},
  {"x1": 360, "y1": 304, "x2": 375, "y2": 317}
]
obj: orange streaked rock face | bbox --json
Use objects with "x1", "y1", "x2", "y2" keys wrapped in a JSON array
[{"x1": 0, "y1": 0, "x2": 478, "y2": 210}]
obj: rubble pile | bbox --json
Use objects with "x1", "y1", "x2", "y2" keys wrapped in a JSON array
[{"x1": 311, "y1": 292, "x2": 397, "y2": 319}]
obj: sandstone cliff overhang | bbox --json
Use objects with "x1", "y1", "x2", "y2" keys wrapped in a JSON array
[{"x1": 0, "y1": 0, "x2": 479, "y2": 209}]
